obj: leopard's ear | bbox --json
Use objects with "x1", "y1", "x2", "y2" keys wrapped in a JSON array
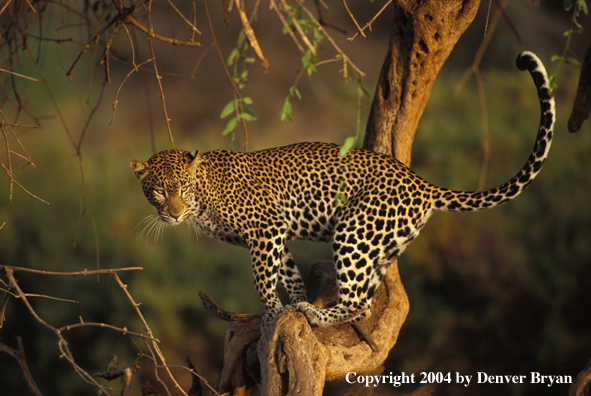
[
  {"x1": 186, "y1": 150, "x2": 202, "y2": 174},
  {"x1": 130, "y1": 160, "x2": 150, "y2": 181}
]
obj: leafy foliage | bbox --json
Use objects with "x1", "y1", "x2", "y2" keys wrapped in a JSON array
[{"x1": 549, "y1": 0, "x2": 588, "y2": 91}]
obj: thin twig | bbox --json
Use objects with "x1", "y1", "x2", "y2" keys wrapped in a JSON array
[
  {"x1": 0, "y1": 161, "x2": 50, "y2": 204},
  {"x1": 165, "y1": 0, "x2": 202, "y2": 35},
  {"x1": 110, "y1": 272, "x2": 197, "y2": 396},
  {"x1": 3, "y1": 269, "x2": 111, "y2": 393},
  {"x1": 281, "y1": 0, "x2": 316, "y2": 56},
  {"x1": 146, "y1": 0, "x2": 175, "y2": 146},
  {"x1": 299, "y1": 5, "x2": 365, "y2": 77},
  {"x1": 474, "y1": 68, "x2": 490, "y2": 191},
  {"x1": 342, "y1": 0, "x2": 364, "y2": 38},
  {"x1": 111, "y1": 58, "x2": 155, "y2": 126},
  {"x1": 347, "y1": 0, "x2": 393, "y2": 41},
  {"x1": 454, "y1": 0, "x2": 511, "y2": 189},
  {"x1": 270, "y1": 1, "x2": 304, "y2": 53},
  {"x1": 59, "y1": 321, "x2": 159, "y2": 341},
  {"x1": 0, "y1": 266, "x2": 143, "y2": 275},
  {"x1": 0, "y1": 68, "x2": 38, "y2": 81},
  {"x1": 204, "y1": 0, "x2": 250, "y2": 151}
]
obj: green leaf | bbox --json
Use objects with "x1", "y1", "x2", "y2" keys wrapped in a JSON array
[
  {"x1": 549, "y1": 75, "x2": 557, "y2": 90},
  {"x1": 242, "y1": 97, "x2": 253, "y2": 105},
  {"x1": 551, "y1": 54, "x2": 562, "y2": 62},
  {"x1": 579, "y1": 0, "x2": 589, "y2": 14},
  {"x1": 564, "y1": 0, "x2": 575, "y2": 11},
  {"x1": 565, "y1": 57, "x2": 580, "y2": 65},
  {"x1": 357, "y1": 75, "x2": 371, "y2": 98},
  {"x1": 288, "y1": 86, "x2": 302, "y2": 100},
  {"x1": 281, "y1": 98, "x2": 293, "y2": 121},
  {"x1": 339, "y1": 136, "x2": 357, "y2": 158},
  {"x1": 222, "y1": 117, "x2": 238, "y2": 135},
  {"x1": 241, "y1": 107, "x2": 257, "y2": 121},
  {"x1": 220, "y1": 100, "x2": 236, "y2": 119},
  {"x1": 227, "y1": 48, "x2": 240, "y2": 67}
]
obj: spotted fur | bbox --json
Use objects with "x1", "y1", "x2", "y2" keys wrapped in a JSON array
[{"x1": 131, "y1": 52, "x2": 554, "y2": 330}]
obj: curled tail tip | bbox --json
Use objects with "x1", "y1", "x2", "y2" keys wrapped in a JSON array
[{"x1": 516, "y1": 51, "x2": 539, "y2": 72}]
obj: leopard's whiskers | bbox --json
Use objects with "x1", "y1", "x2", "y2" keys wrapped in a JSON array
[
  {"x1": 135, "y1": 214, "x2": 167, "y2": 243},
  {"x1": 185, "y1": 216, "x2": 202, "y2": 240}
]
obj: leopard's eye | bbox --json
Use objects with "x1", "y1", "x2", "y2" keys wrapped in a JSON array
[
  {"x1": 154, "y1": 188, "x2": 165, "y2": 196},
  {"x1": 181, "y1": 185, "x2": 190, "y2": 193}
]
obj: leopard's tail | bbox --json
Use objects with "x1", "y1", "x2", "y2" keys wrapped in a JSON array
[{"x1": 431, "y1": 51, "x2": 555, "y2": 213}]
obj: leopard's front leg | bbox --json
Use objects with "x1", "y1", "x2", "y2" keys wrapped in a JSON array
[
  {"x1": 278, "y1": 246, "x2": 308, "y2": 304},
  {"x1": 249, "y1": 239, "x2": 286, "y2": 332}
]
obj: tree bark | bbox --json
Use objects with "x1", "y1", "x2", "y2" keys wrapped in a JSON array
[
  {"x1": 364, "y1": 0, "x2": 480, "y2": 165},
  {"x1": 205, "y1": 1, "x2": 481, "y2": 395}
]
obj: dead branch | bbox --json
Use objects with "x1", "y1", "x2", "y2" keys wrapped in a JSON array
[
  {"x1": 235, "y1": 0, "x2": 269, "y2": 69},
  {"x1": 342, "y1": 0, "x2": 365, "y2": 38},
  {"x1": 0, "y1": 337, "x2": 43, "y2": 396},
  {"x1": 110, "y1": 58, "x2": 155, "y2": 126},
  {"x1": 568, "y1": 40, "x2": 591, "y2": 132},
  {"x1": 0, "y1": 266, "x2": 147, "y2": 394},
  {"x1": 454, "y1": 0, "x2": 512, "y2": 190},
  {"x1": 186, "y1": 357, "x2": 205, "y2": 396},
  {"x1": 0, "y1": 68, "x2": 38, "y2": 81},
  {"x1": 347, "y1": 0, "x2": 393, "y2": 41},
  {"x1": 0, "y1": 265, "x2": 143, "y2": 276},
  {"x1": 95, "y1": 354, "x2": 141, "y2": 396},
  {"x1": 67, "y1": 0, "x2": 201, "y2": 82},
  {"x1": 144, "y1": 0, "x2": 174, "y2": 147},
  {"x1": 142, "y1": 381, "x2": 162, "y2": 396}
]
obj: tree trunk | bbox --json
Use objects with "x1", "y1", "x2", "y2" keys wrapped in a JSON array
[
  {"x1": 364, "y1": 0, "x2": 480, "y2": 165},
  {"x1": 205, "y1": 1, "x2": 481, "y2": 395}
]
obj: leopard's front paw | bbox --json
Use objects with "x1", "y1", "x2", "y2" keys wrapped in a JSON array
[
  {"x1": 260, "y1": 306, "x2": 284, "y2": 333},
  {"x1": 287, "y1": 302, "x2": 321, "y2": 327}
]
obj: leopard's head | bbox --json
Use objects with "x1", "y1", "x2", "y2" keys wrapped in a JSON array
[{"x1": 130, "y1": 149, "x2": 202, "y2": 227}]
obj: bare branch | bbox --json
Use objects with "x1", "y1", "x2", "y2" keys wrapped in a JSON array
[
  {"x1": 235, "y1": 0, "x2": 269, "y2": 69},
  {"x1": 0, "y1": 68, "x2": 38, "y2": 81},
  {"x1": 94, "y1": 354, "x2": 141, "y2": 396},
  {"x1": 2, "y1": 269, "x2": 111, "y2": 393},
  {"x1": 144, "y1": 0, "x2": 175, "y2": 146},
  {"x1": 0, "y1": 337, "x2": 43, "y2": 396},
  {"x1": 111, "y1": 58, "x2": 155, "y2": 126},
  {"x1": 0, "y1": 266, "x2": 143, "y2": 276},
  {"x1": 347, "y1": 0, "x2": 393, "y2": 41},
  {"x1": 165, "y1": 0, "x2": 202, "y2": 35},
  {"x1": 342, "y1": 0, "x2": 365, "y2": 38}
]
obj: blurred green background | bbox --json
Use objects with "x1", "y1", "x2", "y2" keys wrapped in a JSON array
[{"x1": 1, "y1": 1, "x2": 590, "y2": 395}]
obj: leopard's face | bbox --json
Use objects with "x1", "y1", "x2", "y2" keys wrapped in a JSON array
[{"x1": 130, "y1": 149, "x2": 201, "y2": 226}]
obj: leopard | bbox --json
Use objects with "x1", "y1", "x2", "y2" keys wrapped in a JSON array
[{"x1": 130, "y1": 52, "x2": 555, "y2": 331}]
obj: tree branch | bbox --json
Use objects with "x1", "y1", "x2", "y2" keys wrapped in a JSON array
[{"x1": 0, "y1": 337, "x2": 43, "y2": 396}]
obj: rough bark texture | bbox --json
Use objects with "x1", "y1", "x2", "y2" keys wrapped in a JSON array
[
  {"x1": 364, "y1": 0, "x2": 480, "y2": 166},
  {"x1": 203, "y1": 1, "x2": 482, "y2": 395}
]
